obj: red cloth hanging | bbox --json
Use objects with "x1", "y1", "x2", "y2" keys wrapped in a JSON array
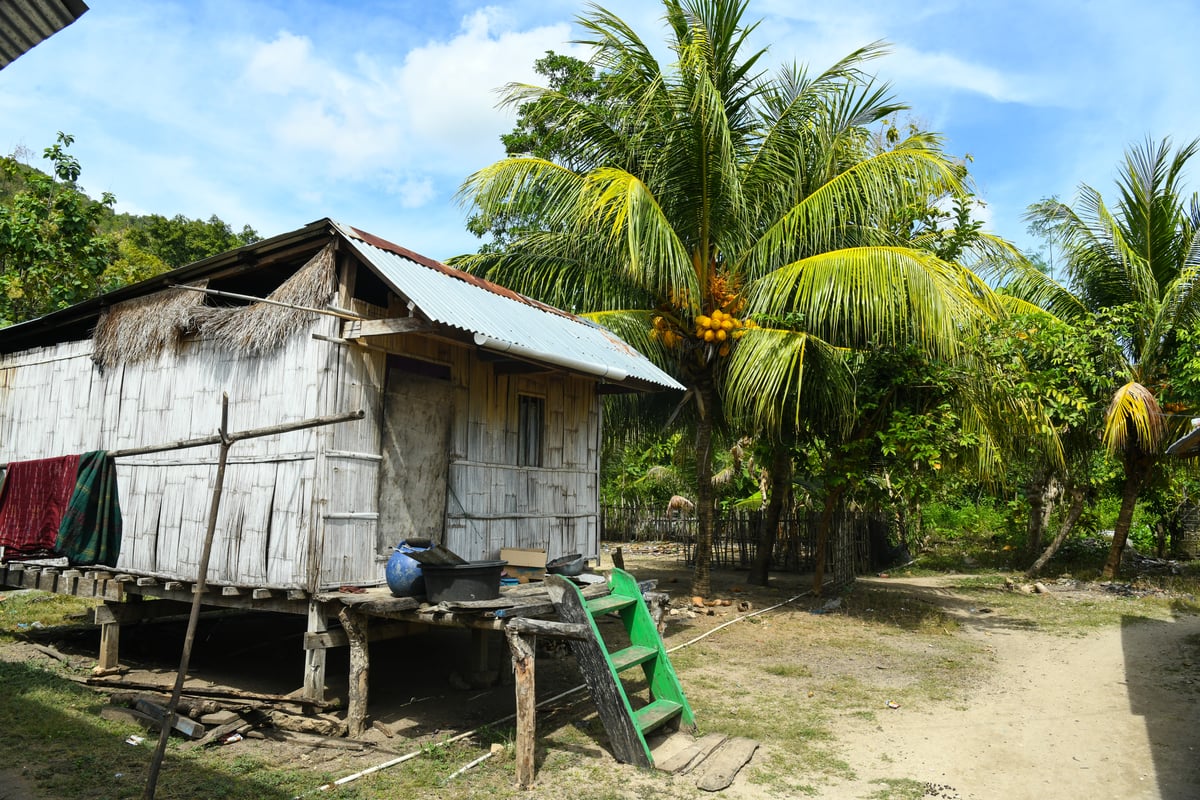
[{"x1": 0, "y1": 454, "x2": 82, "y2": 557}]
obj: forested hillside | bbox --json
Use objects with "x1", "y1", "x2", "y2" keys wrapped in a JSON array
[{"x1": 0, "y1": 133, "x2": 258, "y2": 325}]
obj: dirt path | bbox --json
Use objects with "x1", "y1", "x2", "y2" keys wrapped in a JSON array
[{"x1": 828, "y1": 577, "x2": 1200, "y2": 800}]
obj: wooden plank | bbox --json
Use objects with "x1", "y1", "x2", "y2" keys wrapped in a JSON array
[
  {"x1": 302, "y1": 618, "x2": 415, "y2": 652},
  {"x1": 504, "y1": 618, "x2": 590, "y2": 640},
  {"x1": 21, "y1": 568, "x2": 40, "y2": 589},
  {"x1": 93, "y1": 599, "x2": 193, "y2": 625},
  {"x1": 342, "y1": 317, "x2": 431, "y2": 338},
  {"x1": 352, "y1": 596, "x2": 421, "y2": 615},
  {"x1": 134, "y1": 697, "x2": 207, "y2": 740},
  {"x1": 694, "y1": 737, "x2": 759, "y2": 792},
  {"x1": 99, "y1": 622, "x2": 120, "y2": 670},
  {"x1": 653, "y1": 732, "x2": 728, "y2": 775},
  {"x1": 37, "y1": 569, "x2": 59, "y2": 593}
]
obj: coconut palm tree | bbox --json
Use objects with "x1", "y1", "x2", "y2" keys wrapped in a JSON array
[
  {"x1": 457, "y1": 0, "x2": 1003, "y2": 595},
  {"x1": 1016, "y1": 137, "x2": 1200, "y2": 577}
]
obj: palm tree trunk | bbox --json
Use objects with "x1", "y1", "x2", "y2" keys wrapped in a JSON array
[
  {"x1": 1026, "y1": 483, "x2": 1087, "y2": 578},
  {"x1": 690, "y1": 382, "x2": 716, "y2": 597},
  {"x1": 1103, "y1": 457, "x2": 1149, "y2": 579},
  {"x1": 748, "y1": 443, "x2": 791, "y2": 586},
  {"x1": 1025, "y1": 472, "x2": 1061, "y2": 557},
  {"x1": 812, "y1": 486, "x2": 845, "y2": 596}
]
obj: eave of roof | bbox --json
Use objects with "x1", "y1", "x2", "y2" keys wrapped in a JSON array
[
  {"x1": 1166, "y1": 423, "x2": 1200, "y2": 457},
  {"x1": 0, "y1": 0, "x2": 88, "y2": 70},
  {"x1": 334, "y1": 222, "x2": 683, "y2": 392}
]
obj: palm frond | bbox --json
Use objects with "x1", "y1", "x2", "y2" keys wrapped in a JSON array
[
  {"x1": 747, "y1": 246, "x2": 995, "y2": 357},
  {"x1": 1103, "y1": 381, "x2": 1164, "y2": 456}
]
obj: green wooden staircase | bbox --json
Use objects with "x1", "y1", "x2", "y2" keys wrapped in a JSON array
[{"x1": 545, "y1": 568, "x2": 695, "y2": 768}]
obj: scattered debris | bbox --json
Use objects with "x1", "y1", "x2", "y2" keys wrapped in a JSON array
[{"x1": 886, "y1": 700, "x2": 900, "y2": 709}]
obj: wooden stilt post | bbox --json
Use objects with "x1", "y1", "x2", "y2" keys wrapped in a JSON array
[
  {"x1": 470, "y1": 627, "x2": 490, "y2": 683},
  {"x1": 305, "y1": 602, "x2": 329, "y2": 704},
  {"x1": 339, "y1": 607, "x2": 369, "y2": 738},
  {"x1": 98, "y1": 618, "x2": 120, "y2": 672},
  {"x1": 504, "y1": 627, "x2": 537, "y2": 789}
]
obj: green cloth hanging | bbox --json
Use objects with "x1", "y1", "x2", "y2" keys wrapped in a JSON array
[{"x1": 56, "y1": 451, "x2": 122, "y2": 567}]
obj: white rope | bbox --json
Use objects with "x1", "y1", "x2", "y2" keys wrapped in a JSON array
[{"x1": 294, "y1": 587, "x2": 810, "y2": 796}]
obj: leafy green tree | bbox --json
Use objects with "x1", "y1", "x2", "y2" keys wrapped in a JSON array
[
  {"x1": 467, "y1": 51, "x2": 605, "y2": 252},
  {"x1": 0, "y1": 133, "x2": 117, "y2": 324},
  {"x1": 459, "y1": 0, "x2": 1005, "y2": 595},
  {"x1": 124, "y1": 213, "x2": 259, "y2": 269},
  {"x1": 1016, "y1": 137, "x2": 1200, "y2": 577}
]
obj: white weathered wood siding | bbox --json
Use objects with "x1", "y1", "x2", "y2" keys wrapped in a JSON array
[
  {"x1": 361, "y1": 322, "x2": 602, "y2": 564},
  {"x1": 0, "y1": 314, "x2": 386, "y2": 591}
]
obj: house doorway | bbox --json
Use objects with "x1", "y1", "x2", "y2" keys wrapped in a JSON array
[{"x1": 377, "y1": 356, "x2": 453, "y2": 554}]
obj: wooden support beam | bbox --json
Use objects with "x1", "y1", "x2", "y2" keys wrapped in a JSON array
[
  {"x1": 99, "y1": 621, "x2": 120, "y2": 671},
  {"x1": 341, "y1": 317, "x2": 430, "y2": 339},
  {"x1": 93, "y1": 599, "x2": 193, "y2": 626},
  {"x1": 304, "y1": 602, "x2": 329, "y2": 703},
  {"x1": 38, "y1": 569, "x2": 59, "y2": 593},
  {"x1": 303, "y1": 620, "x2": 416, "y2": 650},
  {"x1": 503, "y1": 618, "x2": 591, "y2": 640},
  {"x1": 22, "y1": 568, "x2": 40, "y2": 589},
  {"x1": 505, "y1": 628, "x2": 537, "y2": 789},
  {"x1": 338, "y1": 607, "x2": 369, "y2": 739}
]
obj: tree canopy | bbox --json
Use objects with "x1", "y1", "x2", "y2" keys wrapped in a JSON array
[
  {"x1": 0, "y1": 134, "x2": 260, "y2": 326},
  {"x1": 458, "y1": 0, "x2": 1012, "y2": 594}
]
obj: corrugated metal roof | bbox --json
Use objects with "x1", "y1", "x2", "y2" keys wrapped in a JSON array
[
  {"x1": 0, "y1": 0, "x2": 88, "y2": 70},
  {"x1": 336, "y1": 222, "x2": 683, "y2": 392}
]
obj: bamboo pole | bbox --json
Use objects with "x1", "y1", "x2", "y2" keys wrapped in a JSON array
[
  {"x1": 169, "y1": 284, "x2": 367, "y2": 321},
  {"x1": 142, "y1": 398, "x2": 363, "y2": 800},
  {"x1": 0, "y1": 409, "x2": 364, "y2": 469}
]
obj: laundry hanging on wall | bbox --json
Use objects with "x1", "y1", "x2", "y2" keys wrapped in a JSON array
[
  {"x1": 0, "y1": 451, "x2": 122, "y2": 567},
  {"x1": 57, "y1": 451, "x2": 122, "y2": 567}
]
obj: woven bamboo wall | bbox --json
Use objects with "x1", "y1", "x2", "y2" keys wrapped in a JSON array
[
  {"x1": 0, "y1": 313, "x2": 388, "y2": 590},
  {"x1": 368, "y1": 328, "x2": 602, "y2": 564}
]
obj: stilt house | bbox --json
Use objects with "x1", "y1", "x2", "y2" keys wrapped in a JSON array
[{"x1": 0, "y1": 218, "x2": 682, "y2": 593}]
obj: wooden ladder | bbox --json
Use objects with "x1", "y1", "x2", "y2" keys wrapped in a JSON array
[{"x1": 545, "y1": 568, "x2": 695, "y2": 768}]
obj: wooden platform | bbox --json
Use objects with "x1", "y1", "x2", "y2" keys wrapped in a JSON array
[{"x1": 0, "y1": 561, "x2": 608, "y2": 788}]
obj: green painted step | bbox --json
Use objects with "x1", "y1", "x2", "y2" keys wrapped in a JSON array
[
  {"x1": 633, "y1": 699, "x2": 683, "y2": 735},
  {"x1": 610, "y1": 644, "x2": 657, "y2": 673},
  {"x1": 545, "y1": 569, "x2": 695, "y2": 770},
  {"x1": 586, "y1": 593, "x2": 636, "y2": 616}
]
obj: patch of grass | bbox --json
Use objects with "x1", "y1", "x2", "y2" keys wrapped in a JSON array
[
  {"x1": 867, "y1": 777, "x2": 929, "y2": 799},
  {"x1": 0, "y1": 590, "x2": 98, "y2": 634},
  {"x1": 763, "y1": 662, "x2": 812, "y2": 678}
]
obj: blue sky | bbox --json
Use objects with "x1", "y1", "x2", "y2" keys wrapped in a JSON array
[{"x1": 2, "y1": 0, "x2": 1197, "y2": 262}]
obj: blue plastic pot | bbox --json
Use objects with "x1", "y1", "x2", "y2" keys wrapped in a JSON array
[{"x1": 385, "y1": 540, "x2": 430, "y2": 597}]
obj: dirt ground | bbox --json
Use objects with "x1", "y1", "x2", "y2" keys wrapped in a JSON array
[
  {"x1": 3, "y1": 553, "x2": 1199, "y2": 799},
  {"x1": 828, "y1": 575, "x2": 1200, "y2": 800}
]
